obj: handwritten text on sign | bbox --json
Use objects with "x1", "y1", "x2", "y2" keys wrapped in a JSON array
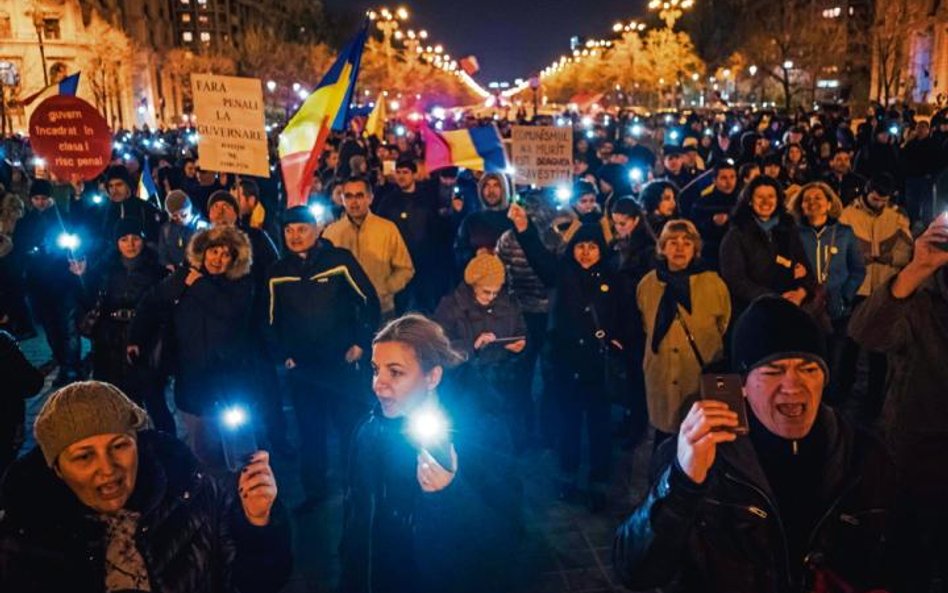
[
  {"x1": 510, "y1": 126, "x2": 573, "y2": 187},
  {"x1": 28, "y1": 95, "x2": 112, "y2": 180},
  {"x1": 192, "y1": 74, "x2": 270, "y2": 178}
]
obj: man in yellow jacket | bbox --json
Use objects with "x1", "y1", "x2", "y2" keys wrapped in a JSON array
[
  {"x1": 838, "y1": 173, "x2": 913, "y2": 421},
  {"x1": 839, "y1": 174, "x2": 913, "y2": 297},
  {"x1": 323, "y1": 176, "x2": 415, "y2": 318}
]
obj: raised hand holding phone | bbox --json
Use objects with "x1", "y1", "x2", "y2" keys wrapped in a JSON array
[
  {"x1": 892, "y1": 213, "x2": 948, "y2": 298},
  {"x1": 676, "y1": 401, "x2": 739, "y2": 484}
]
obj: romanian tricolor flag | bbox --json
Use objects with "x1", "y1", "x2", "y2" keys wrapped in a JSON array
[
  {"x1": 20, "y1": 72, "x2": 81, "y2": 107},
  {"x1": 137, "y1": 157, "x2": 159, "y2": 204},
  {"x1": 279, "y1": 22, "x2": 369, "y2": 207},
  {"x1": 422, "y1": 123, "x2": 509, "y2": 173}
]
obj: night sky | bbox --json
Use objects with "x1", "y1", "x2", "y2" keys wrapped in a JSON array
[{"x1": 325, "y1": 0, "x2": 647, "y2": 83}]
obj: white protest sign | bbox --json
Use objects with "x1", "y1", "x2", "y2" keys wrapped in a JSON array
[{"x1": 192, "y1": 74, "x2": 270, "y2": 177}]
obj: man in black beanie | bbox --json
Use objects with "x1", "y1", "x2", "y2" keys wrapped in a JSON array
[
  {"x1": 615, "y1": 295, "x2": 897, "y2": 593},
  {"x1": 98, "y1": 165, "x2": 163, "y2": 245}
]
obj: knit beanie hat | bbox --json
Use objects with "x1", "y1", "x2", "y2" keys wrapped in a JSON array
[
  {"x1": 282, "y1": 205, "x2": 317, "y2": 226},
  {"x1": 207, "y1": 190, "x2": 239, "y2": 215},
  {"x1": 106, "y1": 165, "x2": 133, "y2": 189},
  {"x1": 34, "y1": 381, "x2": 150, "y2": 467},
  {"x1": 164, "y1": 189, "x2": 191, "y2": 213},
  {"x1": 731, "y1": 295, "x2": 828, "y2": 377},
  {"x1": 568, "y1": 223, "x2": 608, "y2": 254},
  {"x1": 29, "y1": 178, "x2": 53, "y2": 198},
  {"x1": 464, "y1": 253, "x2": 505, "y2": 287},
  {"x1": 113, "y1": 218, "x2": 145, "y2": 242}
]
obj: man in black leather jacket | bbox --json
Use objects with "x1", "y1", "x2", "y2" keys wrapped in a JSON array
[{"x1": 614, "y1": 295, "x2": 897, "y2": 593}]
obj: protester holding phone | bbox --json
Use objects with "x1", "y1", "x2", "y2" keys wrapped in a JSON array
[
  {"x1": 13, "y1": 179, "x2": 84, "y2": 386},
  {"x1": 636, "y1": 220, "x2": 730, "y2": 450},
  {"x1": 434, "y1": 253, "x2": 527, "y2": 432},
  {"x1": 128, "y1": 226, "x2": 253, "y2": 467},
  {"x1": 849, "y1": 213, "x2": 948, "y2": 591},
  {"x1": 615, "y1": 296, "x2": 897, "y2": 593},
  {"x1": 0, "y1": 381, "x2": 292, "y2": 593},
  {"x1": 340, "y1": 314, "x2": 521, "y2": 593}
]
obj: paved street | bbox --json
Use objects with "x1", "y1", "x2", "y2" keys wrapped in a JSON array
[{"x1": 17, "y1": 332, "x2": 651, "y2": 593}]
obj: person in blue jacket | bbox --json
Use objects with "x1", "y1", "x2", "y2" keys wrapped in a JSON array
[{"x1": 787, "y1": 181, "x2": 866, "y2": 404}]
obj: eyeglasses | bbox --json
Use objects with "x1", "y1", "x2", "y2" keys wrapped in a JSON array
[{"x1": 343, "y1": 192, "x2": 367, "y2": 200}]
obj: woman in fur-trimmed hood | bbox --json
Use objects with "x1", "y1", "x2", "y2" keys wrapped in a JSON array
[
  {"x1": 130, "y1": 226, "x2": 254, "y2": 446},
  {"x1": 186, "y1": 225, "x2": 253, "y2": 280}
]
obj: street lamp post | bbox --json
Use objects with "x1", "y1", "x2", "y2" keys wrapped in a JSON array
[
  {"x1": 368, "y1": 6, "x2": 409, "y2": 89},
  {"x1": 32, "y1": 5, "x2": 49, "y2": 86},
  {"x1": 647, "y1": 0, "x2": 695, "y2": 29}
]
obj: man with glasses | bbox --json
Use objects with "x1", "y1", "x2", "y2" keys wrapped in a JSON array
[{"x1": 323, "y1": 176, "x2": 414, "y2": 320}]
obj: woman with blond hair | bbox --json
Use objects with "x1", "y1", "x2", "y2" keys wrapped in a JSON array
[
  {"x1": 636, "y1": 219, "x2": 731, "y2": 449},
  {"x1": 787, "y1": 181, "x2": 866, "y2": 403}
]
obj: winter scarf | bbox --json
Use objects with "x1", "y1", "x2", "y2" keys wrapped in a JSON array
[
  {"x1": 755, "y1": 215, "x2": 780, "y2": 237},
  {"x1": 651, "y1": 259, "x2": 707, "y2": 353}
]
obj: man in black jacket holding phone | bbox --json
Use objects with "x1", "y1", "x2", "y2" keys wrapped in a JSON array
[{"x1": 614, "y1": 296, "x2": 897, "y2": 593}]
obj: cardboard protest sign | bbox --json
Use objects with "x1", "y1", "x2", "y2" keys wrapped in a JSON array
[
  {"x1": 510, "y1": 126, "x2": 573, "y2": 187},
  {"x1": 192, "y1": 74, "x2": 270, "y2": 177}
]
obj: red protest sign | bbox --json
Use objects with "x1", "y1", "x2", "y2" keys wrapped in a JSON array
[{"x1": 29, "y1": 95, "x2": 112, "y2": 181}]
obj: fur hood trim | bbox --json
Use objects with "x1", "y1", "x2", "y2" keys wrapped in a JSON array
[{"x1": 186, "y1": 225, "x2": 252, "y2": 280}]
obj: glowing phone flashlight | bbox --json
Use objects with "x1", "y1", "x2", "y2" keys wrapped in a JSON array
[{"x1": 220, "y1": 404, "x2": 258, "y2": 473}]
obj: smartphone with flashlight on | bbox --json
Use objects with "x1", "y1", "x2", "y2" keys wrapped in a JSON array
[
  {"x1": 700, "y1": 374, "x2": 749, "y2": 435},
  {"x1": 408, "y1": 406, "x2": 455, "y2": 472},
  {"x1": 220, "y1": 405, "x2": 258, "y2": 472}
]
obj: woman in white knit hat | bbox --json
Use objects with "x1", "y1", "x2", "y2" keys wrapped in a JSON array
[{"x1": 0, "y1": 380, "x2": 291, "y2": 593}]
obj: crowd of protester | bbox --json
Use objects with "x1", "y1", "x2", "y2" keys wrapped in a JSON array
[{"x1": 0, "y1": 101, "x2": 947, "y2": 592}]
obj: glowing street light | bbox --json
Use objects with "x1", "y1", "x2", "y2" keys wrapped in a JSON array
[
  {"x1": 266, "y1": 80, "x2": 276, "y2": 92},
  {"x1": 648, "y1": 0, "x2": 695, "y2": 28},
  {"x1": 783, "y1": 60, "x2": 794, "y2": 69}
]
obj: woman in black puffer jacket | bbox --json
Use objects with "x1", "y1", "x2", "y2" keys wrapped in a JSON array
[
  {"x1": 129, "y1": 226, "x2": 253, "y2": 464},
  {"x1": 0, "y1": 381, "x2": 292, "y2": 593}
]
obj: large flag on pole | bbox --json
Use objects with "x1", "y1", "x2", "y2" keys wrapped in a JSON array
[
  {"x1": 19, "y1": 72, "x2": 81, "y2": 107},
  {"x1": 279, "y1": 22, "x2": 369, "y2": 207},
  {"x1": 422, "y1": 122, "x2": 509, "y2": 173}
]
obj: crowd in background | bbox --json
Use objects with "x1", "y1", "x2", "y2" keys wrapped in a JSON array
[{"x1": 1, "y1": 101, "x2": 948, "y2": 592}]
